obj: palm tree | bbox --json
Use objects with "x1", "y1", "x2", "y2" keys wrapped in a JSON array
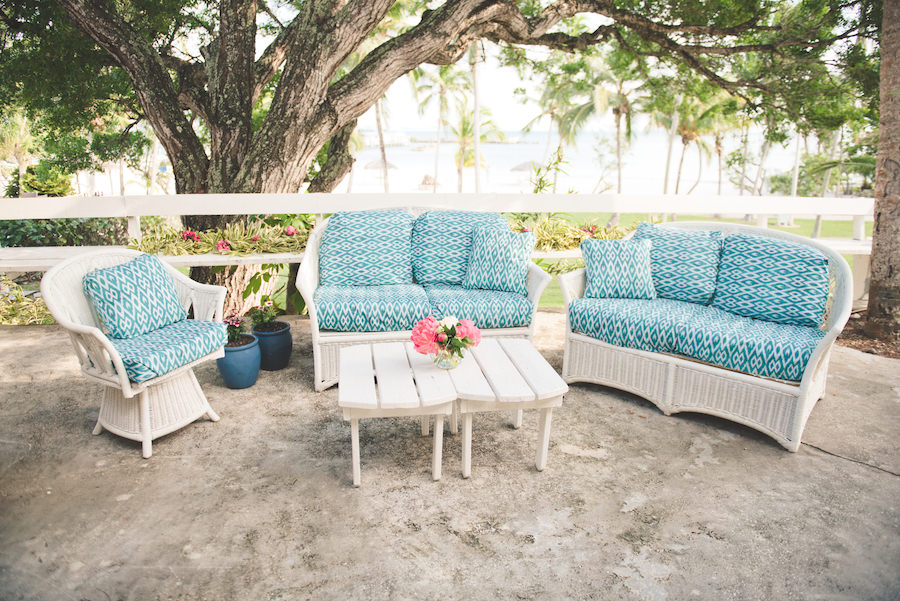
[
  {"x1": 0, "y1": 111, "x2": 38, "y2": 197},
  {"x1": 450, "y1": 105, "x2": 505, "y2": 192},
  {"x1": 559, "y1": 59, "x2": 643, "y2": 224},
  {"x1": 672, "y1": 99, "x2": 728, "y2": 195},
  {"x1": 409, "y1": 65, "x2": 470, "y2": 192}
]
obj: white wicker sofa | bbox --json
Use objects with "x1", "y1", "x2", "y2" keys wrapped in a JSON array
[
  {"x1": 297, "y1": 208, "x2": 551, "y2": 391},
  {"x1": 559, "y1": 222, "x2": 852, "y2": 452}
]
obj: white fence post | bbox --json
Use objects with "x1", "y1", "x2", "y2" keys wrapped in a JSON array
[
  {"x1": 127, "y1": 216, "x2": 142, "y2": 241},
  {"x1": 853, "y1": 215, "x2": 866, "y2": 240}
]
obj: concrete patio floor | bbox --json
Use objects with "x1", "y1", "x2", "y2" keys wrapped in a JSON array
[{"x1": 1, "y1": 312, "x2": 898, "y2": 601}]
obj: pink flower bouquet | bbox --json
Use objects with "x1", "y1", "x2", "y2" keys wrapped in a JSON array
[{"x1": 411, "y1": 315, "x2": 481, "y2": 369}]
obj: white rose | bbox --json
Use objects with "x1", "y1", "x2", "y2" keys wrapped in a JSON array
[{"x1": 439, "y1": 315, "x2": 459, "y2": 329}]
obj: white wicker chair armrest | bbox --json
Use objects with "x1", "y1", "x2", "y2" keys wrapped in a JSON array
[
  {"x1": 297, "y1": 220, "x2": 326, "y2": 330},
  {"x1": 62, "y1": 321, "x2": 136, "y2": 396},
  {"x1": 162, "y1": 264, "x2": 226, "y2": 321},
  {"x1": 558, "y1": 268, "x2": 586, "y2": 307},
  {"x1": 526, "y1": 262, "x2": 551, "y2": 305}
]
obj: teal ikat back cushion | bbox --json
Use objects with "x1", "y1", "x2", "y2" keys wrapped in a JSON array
[
  {"x1": 463, "y1": 227, "x2": 535, "y2": 296},
  {"x1": 633, "y1": 222, "x2": 723, "y2": 304},
  {"x1": 712, "y1": 233, "x2": 830, "y2": 327},
  {"x1": 411, "y1": 210, "x2": 509, "y2": 285},
  {"x1": 581, "y1": 239, "x2": 656, "y2": 300},
  {"x1": 319, "y1": 209, "x2": 414, "y2": 286},
  {"x1": 83, "y1": 253, "x2": 187, "y2": 339}
]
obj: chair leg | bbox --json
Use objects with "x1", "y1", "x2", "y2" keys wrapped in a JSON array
[
  {"x1": 139, "y1": 392, "x2": 153, "y2": 459},
  {"x1": 206, "y1": 407, "x2": 220, "y2": 422},
  {"x1": 421, "y1": 415, "x2": 429, "y2": 436},
  {"x1": 92, "y1": 420, "x2": 104, "y2": 435}
]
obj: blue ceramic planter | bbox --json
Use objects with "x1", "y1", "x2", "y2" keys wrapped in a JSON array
[
  {"x1": 217, "y1": 334, "x2": 261, "y2": 389},
  {"x1": 253, "y1": 321, "x2": 292, "y2": 371}
]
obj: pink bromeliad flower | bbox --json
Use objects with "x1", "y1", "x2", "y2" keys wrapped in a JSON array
[
  {"x1": 410, "y1": 316, "x2": 440, "y2": 355},
  {"x1": 252, "y1": 234, "x2": 260, "y2": 242},
  {"x1": 283, "y1": 225, "x2": 299, "y2": 236},
  {"x1": 216, "y1": 239, "x2": 231, "y2": 252},
  {"x1": 181, "y1": 229, "x2": 200, "y2": 242}
]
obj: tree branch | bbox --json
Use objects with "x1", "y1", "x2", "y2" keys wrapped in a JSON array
[
  {"x1": 307, "y1": 119, "x2": 357, "y2": 192},
  {"x1": 57, "y1": 0, "x2": 209, "y2": 193}
]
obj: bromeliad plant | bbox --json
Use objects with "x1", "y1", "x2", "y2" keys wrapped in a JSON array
[
  {"x1": 411, "y1": 315, "x2": 481, "y2": 369},
  {"x1": 129, "y1": 221, "x2": 309, "y2": 256}
]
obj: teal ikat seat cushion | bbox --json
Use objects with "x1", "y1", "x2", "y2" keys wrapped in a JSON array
[
  {"x1": 314, "y1": 284, "x2": 431, "y2": 332},
  {"x1": 109, "y1": 319, "x2": 226, "y2": 383},
  {"x1": 633, "y1": 223, "x2": 723, "y2": 304},
  {"x1": 424, "y1": 284, "x2": 534, "y2": 329},
  {"x1": 581, "y1": 239, "x2": 656, "y2": 300},
  {"x1": 83, "y1": 253, "x2": 187, "y2": 339},
  {"x1": 318, "y1": 209, "x2": 414, "y2": 286},
  {"x1": 674, "y1": 306, "x2": 825, "y2": 381},
  {"x1": 712, "y1": 233, "x2": 830, "y2": 327},
  {"x1": 568, "y1": 297, "x2": 706, "y2": 352},
  {"x1": 411, "y1": 210, "x2": 509, "y2": 285},
  {"x1": 463, "y1": 227, "x2": 535, "y2": 295}
]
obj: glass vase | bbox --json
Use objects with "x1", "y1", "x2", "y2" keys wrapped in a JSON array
[{"x1": 432, "y1": 349, "x2": 461, "y2": 369}]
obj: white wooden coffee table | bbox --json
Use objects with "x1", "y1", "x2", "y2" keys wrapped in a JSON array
[
  {"x1": 338, "y1": 338, "x2": 568, "y2": 485},
  {"x1": 338, "y1": 342, "x2": 455, "y2": 487},
  {"x1": 450, "y1": 338, "x2": 568, "y2": 478}
]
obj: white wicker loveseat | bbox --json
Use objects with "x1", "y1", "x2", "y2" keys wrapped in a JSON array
[
  {"x1": 40, "y1": 249, "x2": 227, "y2": 458},
  {"x1": 297, "y1": 208, "x2": 551, "y2": 391},
  {"x1": 559, "y1": 222, "x2": 852, "y2": 452}
]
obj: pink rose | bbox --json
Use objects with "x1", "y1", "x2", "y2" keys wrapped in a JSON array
[
  {"x1": 456, "y1": 319, "x2": 481, "y2": 347},
  {"x1": 437, "y1": 332, "x2": 447, "y2": 343},
  {"x1": 410, "y1": 317, "x2": 440, "y2": 355}
]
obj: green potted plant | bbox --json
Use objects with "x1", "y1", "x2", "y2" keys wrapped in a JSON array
[
  {"x1": 246, "y1": 297, "x2": 292, "y2": 371},
  {"x1": 216, "y1": 314, "x2": 261, "y2": 388}
]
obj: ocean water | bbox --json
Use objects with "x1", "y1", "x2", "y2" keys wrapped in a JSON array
[{"x1": 343, "y1": 128, "x2": 798, "y2": 196}]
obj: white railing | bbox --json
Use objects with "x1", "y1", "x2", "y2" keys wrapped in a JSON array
[{"x1": 0, "y1": 192, "x2": 875, "y2": 241}]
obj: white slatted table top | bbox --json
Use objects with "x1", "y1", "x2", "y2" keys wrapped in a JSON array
[
  {"x1": 338, "y1": 342, "x2": 455, "y2": 415},
  {"x1": 339, "y1": 338, "x2": 567, "y2": 412}
]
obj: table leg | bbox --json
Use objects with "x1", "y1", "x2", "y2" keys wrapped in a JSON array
[
  {"x1": 512, "y1": 409, "x2": 523, "y2": 429},
  {"x1": 450, "y1": 403, "x2": 458, "y2": 434},
  {"x1": 432, "y1": 415, "x2": 444, "y2": 481},
  {"x1": 535, "y1": 408, "x2": 553, "y2": 472},
  {"x1": 350, "y1": 417, "x2": 361, "y2": 487},
  {"x1": 421, "y1": 415, "x2": 429, "y2": 436},
  {"x1": 462, "y1": 413, "x2": 473, "y2": 479}
]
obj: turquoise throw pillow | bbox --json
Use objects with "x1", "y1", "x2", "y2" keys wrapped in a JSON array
[
  {"x1": 83, "y1": 253, "x2": 187, "y2": 339},
  {"x1": 411, "y1": 210, "x2": 509, "y2": 285},
  {"x1": 581, "y1": 239, "x2": 656, "y2": 300},
  {"x1": 463, "y1": 227, "x2": 535, "y2": 296},
  {"x1": 712, "y1": 233, "x2": 830, "y2": 327},
  {"x1": 319, "y1": 209, "x2": 414, "y2": 286},
  {"x1": 633, "y1": 222, "x2": 723, "y2": 304}
]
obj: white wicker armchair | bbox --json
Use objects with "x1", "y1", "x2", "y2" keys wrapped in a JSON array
[
  {"x1": 559, "y1": 222, "x2": 853, "y2": 452},
  {"x1": 297, "y1": 210, "x2": 552, "y2": 391},
  {"x1": 40, "y1": 249, "x2": 227, "y2": 458}
]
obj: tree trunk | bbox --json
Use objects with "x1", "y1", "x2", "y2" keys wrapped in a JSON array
[
  {"x1": 434, "y1": 93, "x2": 442, "y2": 193},
  {"x1": 813, "y1": 132, "x2": 841, "y2": 238},
  {"x1": 865, "y1": 0, "x2": 900, "y2": 339},
  {"x1": 471, "y1": 49, "x2": 482, "y2": 193},
  {"x1": 754, "y1": 137, "x2": 771, "y2": 195},
  {"x1": 375, "y1": 99, "x2": 389, "y2": 193},
  {"x1": 16, "y1": 161, "x2": 25, "y2": 198},
  {"x1": 688, "y1": 142, "x2": 702, "y2": 194},
  {"x1": 663, "y1": 104, "x2": 679, "y2": 194},
  {"x1": 457, "y1": 141, "x2": 465, "y2": 192},
  {"x1": 739, "y1": 127, "x2": 748, "y2": 195},
  {"x1": 615, "y1": 111, "x2": 622, "y2": 194},
  {"x1": 674, "y1": 141, "x2": 688, "y2": 194}
]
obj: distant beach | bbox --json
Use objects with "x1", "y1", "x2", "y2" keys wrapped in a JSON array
[{"x1": 346, "y1": 126, "x2": 797, "y2": 197}]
